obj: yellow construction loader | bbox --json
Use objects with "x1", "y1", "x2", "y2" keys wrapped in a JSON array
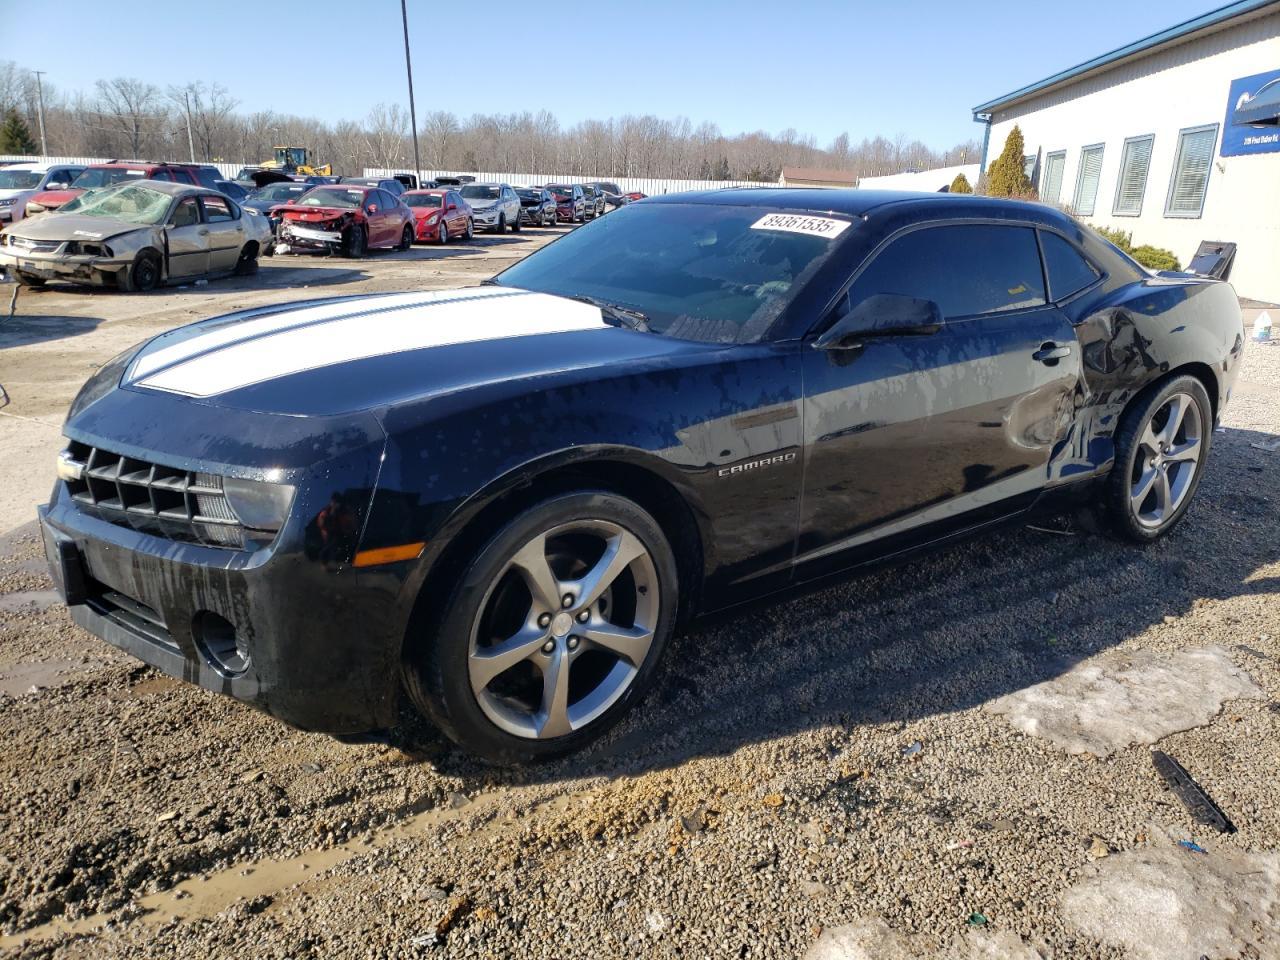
[{"x1": 260, "y1": 147, "x2": 332, "y2": 177}]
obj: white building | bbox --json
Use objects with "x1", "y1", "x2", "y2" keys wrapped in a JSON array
[
  {"x1": 856, "y1": 163, "x2": 981, "y2": 193},
  {"x1": 974, "y1": 0, "x2": 1280, "y2": 303}
]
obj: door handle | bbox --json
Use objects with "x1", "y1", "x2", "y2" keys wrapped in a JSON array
[
  {"x1": 1033, "y1": 342, "x2": 1071, "y2": 363},
  {"x1": 198, "y1": 228, "x2": 209, "y2": 236}
]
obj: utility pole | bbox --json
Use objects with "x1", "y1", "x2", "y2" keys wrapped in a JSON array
[
  {"x1": 33, "y1": 71, "x2": 48, "y2": 156},
  {"x1": 183, "y1": 90, "x2": 196, "y2": 162},
  {"x1": 400, "y1": 0, "x2": 422, "y2": 182}
]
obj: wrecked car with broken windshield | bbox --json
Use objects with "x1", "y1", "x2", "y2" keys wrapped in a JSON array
[
  {"x1": 38, "y1": 189, "x2": 1243, "y2": 763},
  {"x1": 0, "y1": 180, "x2": 271, "y2": 291}
]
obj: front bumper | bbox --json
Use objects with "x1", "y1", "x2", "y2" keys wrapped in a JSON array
[
  {"x1": 0, "y1": 248, "x2": 130, "y2": 285},
  {"x1": 415, "y1": 217, "x2": 442, "y2": 240},
  {"x1": 277, "y1": 222, "x2": 343, "y2": 251},
  {"x1": 471, "y1": 208, "x2": 500, "y2": 227},
  {"x1": 519, "y1": 206, "x2": 546, "y2": 223},
  {"x1": 39, "y1": 480, "x2": 405, "y2": 734}
]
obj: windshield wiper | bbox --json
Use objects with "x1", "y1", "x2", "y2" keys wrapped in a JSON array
[{"x1": 568, "y1": 295, "x2": 651, "y2": 332}]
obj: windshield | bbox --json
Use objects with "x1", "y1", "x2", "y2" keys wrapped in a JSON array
[
  {"x1": 298, "y1": 188, "x2": 364, "y2": 208},
  {"x1": 0, "y1": 170, "x2": 42, "y2": 189},
  {"x1": 460, "y1": 185, "x2": 500, "y2": 200},
  {"x1": 405, "y1": 194, "x2": 443, "y2": 208},
  {"x1": 252, "y1": 183, "x2": 311, "y2": 202},
  {"x1": 515, "y1": 190, "x2": 539, "y2": 200},
  {"x1": 547, "y1": 185, "x2": 573, "y2": 197},
  {"x1": 494, "y1": 203, "x2": 848, "y2": 343},
  {"x1": 60, "y1": 183, "x2": 172, "y2": 224},
  {"x1": 72, "y1": 168, "x2": 148, "y2": 190}
]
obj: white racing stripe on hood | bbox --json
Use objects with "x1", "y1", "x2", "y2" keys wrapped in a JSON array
[
  {"x1": 136, "y1": 289, "x2": 606, "y2": 398},
  {"x1": 127, "y1": 287, "x2": 518, "y2": 382}
]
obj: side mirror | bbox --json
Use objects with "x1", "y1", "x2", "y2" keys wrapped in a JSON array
[
  {"x1": 447, "y1": 203, "x2": 457, "y2": 211},
  {"x1": 45, "y1": 182, "x2": 67, "y2": 191},
  {"x1": 813, "y1": 294, "x2": 943, "y2": 351},
  {"x1": 367, "y1": 204, "x2": 378, "y2": 213}
]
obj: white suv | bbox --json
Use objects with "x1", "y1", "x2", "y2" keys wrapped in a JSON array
[
  {"x1": 459, "y1": 182, "x2": 522, "y2": 234},
  {"x1": 0, "y1": 162, "x2": 85, "y2": 224}
]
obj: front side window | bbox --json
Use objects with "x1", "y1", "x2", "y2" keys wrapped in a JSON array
[
  {"x1": 1165, "y1": 124, "x2": 1218, "y2": 218},
  {"x1": 495, "y1": 202, "x2": 849, "y2": 342},
  {"x1": 1041, "y1": 151, "x2": 1066, "y2": 205},
  {"x1": 1113, "y1": 135, "x2": 1154, "y2": 216},
  {"x1": 848, "y1": 224, "x2": 1047, "y2": 320},
  {"x1": 1072, "y1": 144, "x2": 1105, "y2": 216},
  {"x1": 1040, "y1": 231, "x2": 1101, "y2": 301}
]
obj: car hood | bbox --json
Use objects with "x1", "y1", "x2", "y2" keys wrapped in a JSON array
[
  {"x1": 114, "y1": 287, "x2": 709, "y2": 417},
  {"x1": 0, "y1": 187, "x2": 36, "y2": 200},
  {"x1": 279, "y1": 205, "x2": 354, "y2": 220},
  {"x1": 28, "y1": 188, "x2": 82, "y2": 207},
  {"x1": 467, "y1": 199, "x2": 497, "y2": 209},
  {"x1": 4, "y1": 212, "x2": 150, "y2": 242}
]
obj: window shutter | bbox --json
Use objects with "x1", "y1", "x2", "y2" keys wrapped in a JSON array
[
  {"x1": 1041, "y1": 152, "x2": 1065, "y2": 204},
  {"x1": 1166, "y1": 126, "x2": 1218, "y2": 217},
  {"x1": 1073, "y1": 145, "x2": 1104, "y2": 216},
  {"x1": 1113, "y1": 136, "x2": 1153, "y2": 216}
]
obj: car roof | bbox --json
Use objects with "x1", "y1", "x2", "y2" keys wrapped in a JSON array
[
  {"x1": 3, "y1": 161, "x2": 58, "y2": 171},
  {"x1": 100, "y1": 179, "x2": 223, "y2": 198},
  {"x1": 644, "y1": 187, "x2": 1069, "y2": 222},
  {"x1": 405, "y1": 188, "x2": 449, "y2": 194}
]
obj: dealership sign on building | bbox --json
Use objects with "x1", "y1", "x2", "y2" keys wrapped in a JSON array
[{"x1": 1222, "y1": 67, "x2": 1280, "y2": 155}]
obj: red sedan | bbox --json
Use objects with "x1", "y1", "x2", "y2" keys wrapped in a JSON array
[
  {"x1": 274, "y1": 185, "x2": 414, "y2": 257},
  {"x1": 404, "y1": 188, "x2": 473, "y2": 244}
]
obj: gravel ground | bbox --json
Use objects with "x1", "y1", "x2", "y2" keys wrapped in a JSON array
[{"x1": 0, "y1": 255, "x2": 1277, "y2": 959}]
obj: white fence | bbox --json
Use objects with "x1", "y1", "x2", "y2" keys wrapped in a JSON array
[
  {"x1": 364, "y1": 168, "x2": 771, "y2": 195},
  {"x1": 0, "y1": 154, "x2": 246, "y2": 179}
]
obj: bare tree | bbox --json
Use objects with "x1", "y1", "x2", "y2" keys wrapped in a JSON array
[
  {"x1": 92, "y1": 77, "x2": 162, "y2": 158},
  {"x1": 168, "y1": 81, "x2": 239, "y2": 161}
]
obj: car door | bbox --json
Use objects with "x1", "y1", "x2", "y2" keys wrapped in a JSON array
[
  {"x1": 164, "y1": 196, "x2": 209, "y2": 279},
  {"x1": 199, "y1": 194, "x2": 246, "y2": 272},
  {"x1": 363, "y1": 191, "x2": 387, "y2": 247},
  {"x1": 447, "y1": 192, "x2": 466, "y2": 233},
  {"x1": 795, "y1": 221, "x2": 1082, "y2": 578}
]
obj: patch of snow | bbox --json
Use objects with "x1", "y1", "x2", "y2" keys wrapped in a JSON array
[
  {"x1": 1062, "y1": 845, "x2": 1280, "y2": 960},
  {"x1": 984, "y1": 647, "x2": 1261, "y2": 756}
]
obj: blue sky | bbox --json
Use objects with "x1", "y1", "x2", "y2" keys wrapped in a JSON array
[{"x1": 1, "y1": 0, "x2": 1221, "y2": 150}]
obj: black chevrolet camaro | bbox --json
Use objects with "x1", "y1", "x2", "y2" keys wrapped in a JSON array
[{"x1": 38, "y1": 189, "x2": 1244, "y2": 762}]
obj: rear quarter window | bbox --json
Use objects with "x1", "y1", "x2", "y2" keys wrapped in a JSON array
[{"x1": 1040, "y1": 231, "x2": 1101, "y2": 301}]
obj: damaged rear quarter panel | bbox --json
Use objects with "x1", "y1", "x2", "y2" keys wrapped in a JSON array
[{"x1": 1054, "y1": 276, "x2": 1244, "y2": 482}]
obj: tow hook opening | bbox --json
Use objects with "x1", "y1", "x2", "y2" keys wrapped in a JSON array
[{"x1": 193, "y1": 611, "x2": 249, "y2": 675}]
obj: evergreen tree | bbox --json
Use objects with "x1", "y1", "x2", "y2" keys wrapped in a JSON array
[
  {"x1": 715, "y1": 156, "x2": 730, "y2": 181},
  {"x1": 984, "y1": 125, "x2": 1033, "y2": 197},
  {"x1": 0, "y1": 110, "x2": 37, "y2": 155},
  {"x1": 949, "y1": 172, "x2": 973, "y2": 194}
]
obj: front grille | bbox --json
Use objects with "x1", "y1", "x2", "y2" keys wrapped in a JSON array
[
  {"x1": 63, "y1": 441, "x2": 245, "y2": 549},
  {"x1": 10, "y1": 236, "x2": 61, "y2": 254}
]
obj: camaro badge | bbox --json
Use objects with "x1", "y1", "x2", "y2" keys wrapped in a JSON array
[{"x1": 718, "y1": 452, "x2": 797, "y2": 477}]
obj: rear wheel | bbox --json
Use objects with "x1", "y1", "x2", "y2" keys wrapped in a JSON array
[
  {"x1": 233, "y1": 243, "x2": 259, "y2": 276},
  {"x1": 403, "y1": 491, "x2": 678, "y2": 764},
  {"x1": 398, "y1": 223, "x2": 414, "y2": 251},
  {"x1": 1093, "y1": 374, "x2": 1212, "y2": 543}
]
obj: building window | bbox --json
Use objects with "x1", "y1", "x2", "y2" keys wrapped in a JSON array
[
  {"x1": 1165, "y1": 124, "x2": 1219, "y2": 218},
  {"x1": 1072, "y1": 144, "x2": 1105, "y2": 216},
  {"x1": 1023, "y1": 154, "x2": 1038, "y2": 181},
  {"x1": 1112, "y1": 135, "x2": 1154, "y2": 216},
  {"x1": 1041, "y1": 151, "x2": 1066, "y2": 204}
]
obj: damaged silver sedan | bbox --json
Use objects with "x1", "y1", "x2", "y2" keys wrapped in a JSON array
[{"x1": 0, "y1": 180, "x2": 272, "y2": 291}]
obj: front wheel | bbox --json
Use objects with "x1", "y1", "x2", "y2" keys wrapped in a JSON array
[
  {"x1": 343, "y1": 224, "x2": 367, "y2": 258},
  {"x1": 510, "y1": 209, "x2": 521, "y2": 233},
  {"x1": 120, "y1": 250, "x2": 162, "y2": 292},
  {"x1": 1093, "y1": 374, "x2": 1212, "y2": 543},
  {"x1": 13, "y1": 272, "x2": 45, "y2": 288},
  {"x1": 403, "y1": 491, "x2": 679, "y2": 764},
  {"x1": 436, "y1": 221, "x2": 449, "y2": 245},
  {"x1": 465, "y1": 218, "x2": 474, "y2": 241},
  {"x1": 495, "y1": 214, "x2": 506, "y2": 235}
]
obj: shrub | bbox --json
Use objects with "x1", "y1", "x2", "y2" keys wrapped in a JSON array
[
  {"x1": 984, "y1": 126, "x2": 1034, "y2": 198},
  {"x1": 949, "y1": 173, "x2": 972, "y2": 194},
  {"x1": 1091, "y1": 226, "x2": 1181, "y2": 271}
]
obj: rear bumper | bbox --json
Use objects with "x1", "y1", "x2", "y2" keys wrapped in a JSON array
[{"x1": 38, "y1": 479, "x2": 405, "y2": 735}]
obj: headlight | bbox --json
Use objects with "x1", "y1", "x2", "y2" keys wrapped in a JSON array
[
  {"x1": 426, "y1": 213, "x2": 438, "y2": 223},
  {"x1": 222, "y1": 477, "x2": 295, "y2": 532},
  {"x1": 67, "y1": 344, "x2": 141, "y2": 419},
  {"x1": 64, "y1": 241, "x2": 111, "y2": 257},
  {"x1": 0, "y1": 198, "x2": 14, "y2": 206}
]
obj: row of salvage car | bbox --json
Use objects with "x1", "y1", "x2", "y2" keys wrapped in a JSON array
[{"x1": 0, "y1": 159, "x2": 642, "y2": 292}]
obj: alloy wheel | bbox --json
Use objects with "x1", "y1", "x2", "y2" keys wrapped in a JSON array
[
  {"x1": 1129, "y1": 392, "x2": 1202, "y2": 529},
  {"x1": 468, "y1": 519, "x2": 659, "y2": 739}
]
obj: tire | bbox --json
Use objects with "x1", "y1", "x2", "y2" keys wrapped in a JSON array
[
  {"x1": 495, "y1": 214, "x2": 506, "y2": 235},
  {"x1": 13, "y1": 272, "x2": 45, "y2": 288},
  {"x1": 233, "y1": 244, "x2": 258, "y2": 276},
  {"x1": 398, "y1": 223, "x2": 414, "y2": 252},
  {"x1": 436, "y1": 221, "x2": 449, "y2": 245},
  {"x1": 1093, "y1": 374, "x2": 1212, "y2": 543},
  {"x1": 511, "y1": 209, "x2": 521, "y2": 233},
  {"x1": 465, "y1": 219, "x2": 474, "y2": 241},
  {"x1": 343, "y1": 224, "x2": 367, "y2": 258},
  {"x1": 403, "y1": 490, "x2": 679, "y2": 764},
  {"x1": 120, "y1": 250, "x2": 162, "y2": 292}
]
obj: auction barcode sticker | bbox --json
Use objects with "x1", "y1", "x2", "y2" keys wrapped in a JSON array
[{"x1": 750, "y1": 213, "x2": 851, "y2": 239}]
